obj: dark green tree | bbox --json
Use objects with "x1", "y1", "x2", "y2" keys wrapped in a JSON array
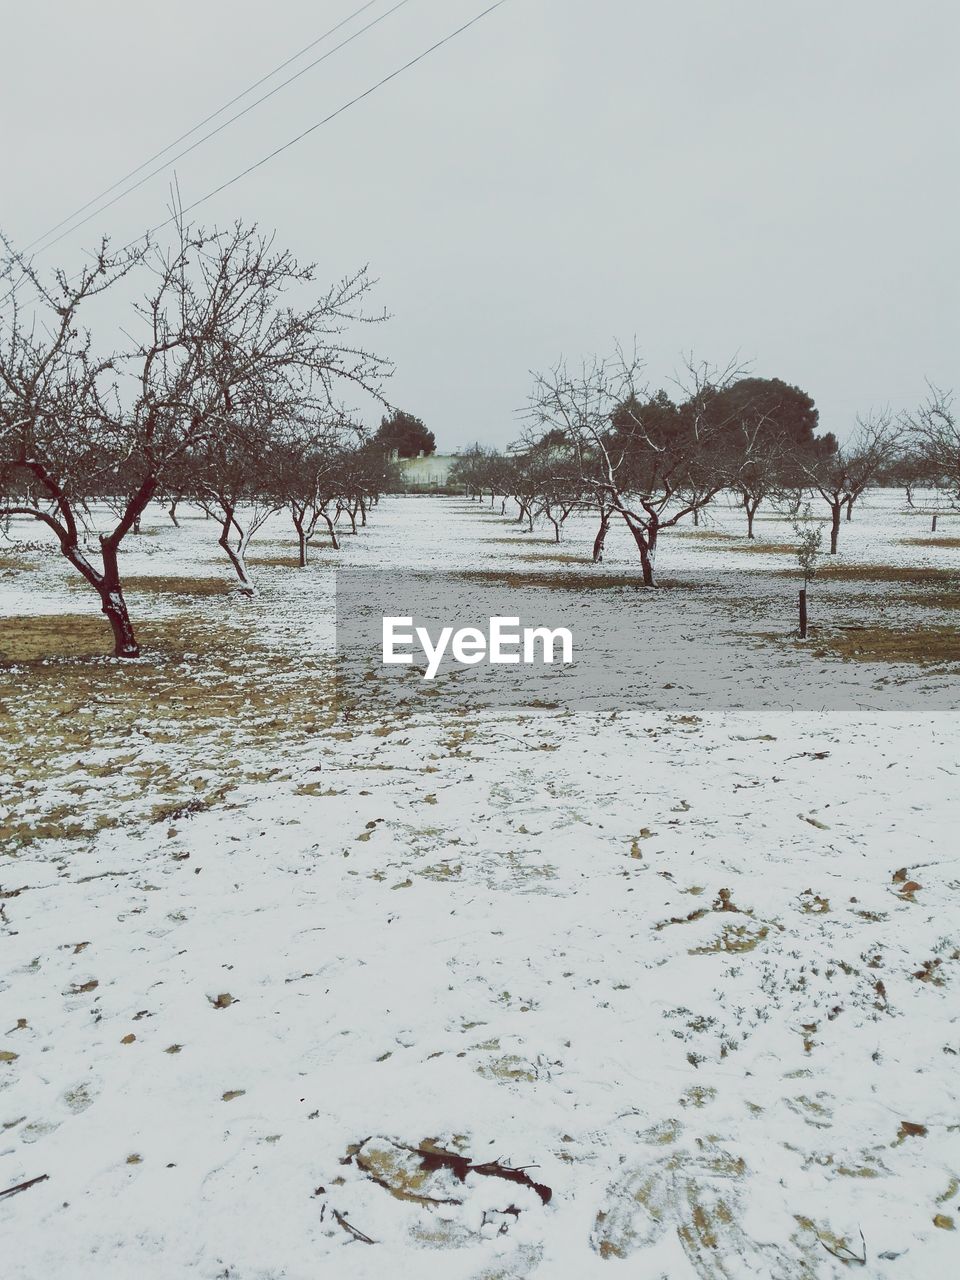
[
  {"x1": 709, "y1": 377, "x2": 832, "y2": 455},
  {"x1": 374, "y1": 409, "x2": 436, "y2": 458}
]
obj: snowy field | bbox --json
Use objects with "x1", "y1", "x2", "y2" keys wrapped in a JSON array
[{"x1": 1, "y1": 492, "x2": 959, "y2": 1278}]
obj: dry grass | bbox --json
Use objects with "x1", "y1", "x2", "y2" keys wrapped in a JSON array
[
  {"x1": 676, "y1": 528, "x2": 741, "y2": 541},
  {"x1": 516, "y1": 550, "x2": 590, "y2": 564},
  {"x1": 899, "y1": 536, "x2": 960, "y2": 549},
  {"x1": 247, "y1": 555, "x2": 307, "y2": 569},
  {"x1": 0, "y1": 612, "x2": 337, "y2": 849},
  {"x1": 839, "y1": 588, "x2": 960, "y2": 612},
  {"x1": 1, "y1": 612, "x2": 121, "y2": 663},
  {"x1": 65, "y1": 574, "x2": 233, "y2": 599},
  {"x1": 456, "y1": 567, "x2": 679, "y2": 591},
  {"x1": 755, "y1": 514, "x2": 832, "y2": 524},
  {"x1": 488, "y1": 533, "x2": 554, "y2": 545},
  {"x1": 811, "y1": 625, "x2": 960, "y2": 665},
  {"x1": 757, "y1": 623, "x2": 960, "y2": 666},
  {"x1": 723, "y1": 540, "x2": 797, "y2": 555},
  {"x1": 808, "y1": 563, "x2": 960, "y2": 586}
]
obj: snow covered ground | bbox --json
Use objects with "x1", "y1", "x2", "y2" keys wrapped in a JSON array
[{"x1": 1, "y1": 492, "x2": 959, "y2": 1278}]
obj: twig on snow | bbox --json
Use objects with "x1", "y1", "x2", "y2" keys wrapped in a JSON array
[
  {"x1": 818, "y1": 1228, "x2": 867, "y2": 1265},
  {"x1": 0, "y1": 1174, "x2": 49, "y2": 1200},
  {"x1": 332, "y1": 1209, "x2": 376, "y2": 1245}
]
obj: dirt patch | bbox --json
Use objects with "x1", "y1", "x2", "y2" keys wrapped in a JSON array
[
  {"x1": 837, "y1": 588, "x2": 960, "y2": 612},
  {"x1": 1, "y1": 612, "x2": 121, "y2": 663},
  {"x1": 0, "y1": 612, "x2": 336, "y2": 848},
  {"x1": 777, "y1": 563, "x2": 960, "y2": 586},
  {"x1": 676, "y1": 528, "x2": 741, "y2": 541},
  {"x1": 456, "y1": 568, "x2": 684, "y2": 591},
  {"x1": 488, "y1": 534, "x2": 556, "y2": 545},
  {"x1": 64, "y1": 575, "x2": 233, "y2": 600},
  {"x1": 246, "y1": 555, "x2": 307, "y2": 569},
  {"x1": 720, "y1": 541, "x2": 797, "y2": 555},
  {"x1": 755, "y1": 514, "x2": 832, "y2": 523},
  {"x1": 899, "y1": 536, "x2": 960, "y2": 549},
  {"x1": 515, "y1": 551, "x2": 590, "y2": 564},
  {"x1": 812, "y1": 625, "x2": 960, "y2": 665}
]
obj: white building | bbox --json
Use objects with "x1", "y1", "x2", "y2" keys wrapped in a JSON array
[{"x1": 390, "y1": 450, "x2": 461, "y2": 490}]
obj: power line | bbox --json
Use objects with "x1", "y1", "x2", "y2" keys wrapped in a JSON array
[
  {"x1": 22, "y1": 0, "x2": 387, "y2": 256},
  {"x1": 3, "y1": 0, "x2": 511, "y2": 314},
  {"x1": 25, "y1": 0, "x2": 414, "y2": 260},
  {"x1": 137, "y1": 0, "x2": 510, "y2": 246}
]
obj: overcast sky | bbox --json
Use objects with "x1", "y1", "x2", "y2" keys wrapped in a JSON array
[{"x1": 2, "y1": 0, "x2": 957, "y2": 449}]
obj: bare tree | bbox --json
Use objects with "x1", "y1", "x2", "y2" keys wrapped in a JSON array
[
  {"x1": 536, "y1": 460, "x2": 584, "y2": 542},
  {"x1": 803, "y1": 412, "x2": 902, "y2": 554},
  {"x1": 528, "y1": 349, "x2": 748, "y2": 585},
  {"x1": 903, "y1": 384, "x2": 960, "y2": 514},
  {"x1": 0, "y1": 238, "x2": 149, "y2": 655},
  {"x1": 282, "y1": 434, "x2": 355, "y2": 565},
  {"x1": 0, "y1": 218, "x2": 389, "y2": 656}
]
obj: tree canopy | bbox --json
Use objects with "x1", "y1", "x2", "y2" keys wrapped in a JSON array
[{"x1": 374, "y1": 409, "x2": 436, "y2": 458}]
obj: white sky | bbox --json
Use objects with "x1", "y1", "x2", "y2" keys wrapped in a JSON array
[{"x1": 2, "y1": 0, "x2": 957, "y2": 448}]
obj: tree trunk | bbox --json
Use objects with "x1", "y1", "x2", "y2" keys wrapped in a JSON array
[
  {"x1": 624, "y1": 516, "x2": 656, "y2": 586},
  {"x1": 746, "y1": 499, "x2": 758, "y2": 539},
  {"x1": 321, "y1": 513, "x2": 340, "y2": 550},
  {"x1": 168, "y1": 498, "x2": 180, "y2": 528},
  {"x1": 845, "y1": 495, "x2": 854, "y2": 521},
  {"x1": 638, "y1": 542, "x2": 655, "y2": 586},
  {"x1": 290, "y1": 510, "x2": 309, "y2": 567},
  {"x1": 101, "y1": 590, "x2": 140, "y2": 657},
  {"x1": 218, "y1": 516, "x2": 255, "y2": 595},
  {"x1": 830, "y1": 502, "x2": 841, "y2": 554},
  {"x1": 98, "y1": 538, "x2": 140, "y2": 658},
  {"x1": 14, "y1": 465, "x2": 151, "y2": 659},
  {"x1": 592, "y1": 510, "x2": 611, "y2": 563}
]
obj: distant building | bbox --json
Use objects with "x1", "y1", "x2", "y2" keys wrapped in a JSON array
[{"x1": 389, "y1": 448, "x2": 461, "y2": 490}]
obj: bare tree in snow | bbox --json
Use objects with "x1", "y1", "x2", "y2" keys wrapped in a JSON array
[
  {"x1": 0, "y1": 218, "x2": 389, "y2": 655},
  {"x1": 528, "y1": 349, "x2": 748, "y2": 585},
  {"x1": 803, "y1": 411, "x2": 902, "y2": 554}
]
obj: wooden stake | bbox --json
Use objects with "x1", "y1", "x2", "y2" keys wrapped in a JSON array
[{"x1": 799, "y1": 588, "x2": 808, "y2": 639}]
